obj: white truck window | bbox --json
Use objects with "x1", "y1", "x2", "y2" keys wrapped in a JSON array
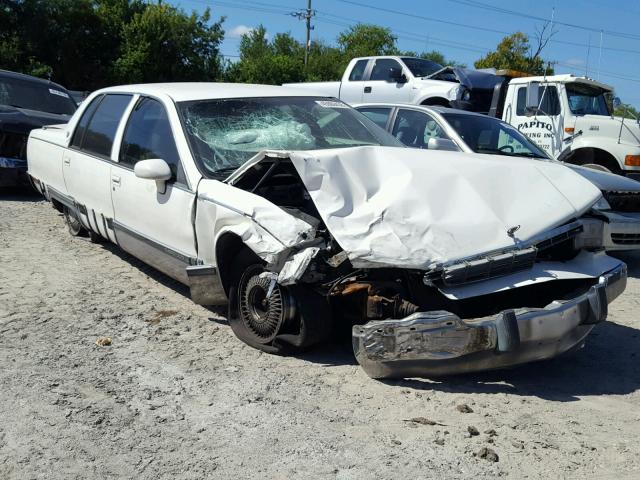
[
  {"x1": 348, "y1": 59, "x2": 368, "y2": 81},
  {"x1": 81, "y1": 94, "x2": 132, "y2": 158},
  {"x1": 370, "y1": 59, "x2": 402, "y2": 81},
  {"x1": 516, "y1": 86, "x2": 560, "y2": 116}
]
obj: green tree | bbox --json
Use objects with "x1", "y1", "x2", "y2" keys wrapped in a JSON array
[
  {"x1": 113, "y1": 3, "x2": 224, "y2": 83},
  {"x1": 475, "y1": 32, "x2": 553, "y2": 75},
  {"x1": 614, "y1": 103, "x2": 640, "y2": 120},
  {"x1": 337, "y1": 24, "x2": 398, "y2": 59},
  {"x1": 401, "y1": 50, "x2": 465, "y2": 68}
]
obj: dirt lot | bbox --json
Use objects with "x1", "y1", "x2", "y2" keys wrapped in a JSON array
[{"x1": 2, "y1": 190, "x2": 640, "y2": 479}]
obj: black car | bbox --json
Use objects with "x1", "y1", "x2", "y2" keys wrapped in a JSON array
[{"x1": 0, "y1": 69, "x2": 77, "y2": 187}]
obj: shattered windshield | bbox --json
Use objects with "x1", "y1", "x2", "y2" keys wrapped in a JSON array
[
  {"x1": 400, "y1": 57, "x2": 444, "y2": 77},
  {"x1": 566, "y1": 83, "x2": 610, "y2": 116},
  {"x1": 442, "y1": 112, "x2": 549, "y2": 159},
  {"x1": 178, "y1": 96, "x2": 402, "y2": 178}
]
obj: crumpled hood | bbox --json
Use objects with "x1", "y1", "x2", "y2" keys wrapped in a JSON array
[{"x1": 289, "y1": 146, "x2": 602, "y2": 269}]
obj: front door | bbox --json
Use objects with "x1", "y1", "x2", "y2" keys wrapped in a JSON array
[
  {"x1": 363, "y1": 58, "x2": 411, "y2": 103},
  {"x1": 110, "y1": 96, "x2": 196, "y2": 284},
  {"x1": 509, "y1": 84, "x2": 563, "y2": 157}
]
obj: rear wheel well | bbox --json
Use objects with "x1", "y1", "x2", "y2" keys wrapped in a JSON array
[
  {"x1": 215, "y1": 233, "x2": 262, "y2": 297},
  {"x1": 421, "y1": 97, "x2": 451, "y2": 107},
  {"x1": 564, "y1": 148, "x2": 621, "y2": 173}
]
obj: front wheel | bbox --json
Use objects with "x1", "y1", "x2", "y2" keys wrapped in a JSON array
[{"x1": 227, "y1": 250, "x2": 332, "y2": 354}]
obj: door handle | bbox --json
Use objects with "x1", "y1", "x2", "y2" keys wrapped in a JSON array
[
  {"x1": 364, "y1": 86, "x2": 372, "y2": 93},
  {"x1": 111, "y1": 175, "x2": 121, "y2": 185},
  {"x1": 63, "y1": 156, "x2": 70, "y2": 166}
]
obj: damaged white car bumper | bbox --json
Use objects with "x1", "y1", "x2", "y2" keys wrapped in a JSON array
[{"x1": 353, "y1": 262, "x2": 626, "y2": 378}]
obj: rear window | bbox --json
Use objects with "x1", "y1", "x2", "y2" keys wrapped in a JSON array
[{"x1": 0, "y1": 76, "x2": 76, "y2": 115}]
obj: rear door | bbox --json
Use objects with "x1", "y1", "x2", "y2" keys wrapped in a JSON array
[
  {"x1": 63, "y1": 93, "x2": 133, "y2": 241},
  {"x1": 110, "y1": 96, "x2": 196, "y2": 283},
  {"x1": 363, "y1": 58, "x2": 411, "y2": 103}
]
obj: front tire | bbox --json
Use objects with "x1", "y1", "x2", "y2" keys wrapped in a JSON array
[{"x1": 227, "y1": 249, "x2": 332, "y2": 354}]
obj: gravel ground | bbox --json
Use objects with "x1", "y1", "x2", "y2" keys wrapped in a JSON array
[{"x1": 2, "y1": 189, "x2": 640, "y2": 480}]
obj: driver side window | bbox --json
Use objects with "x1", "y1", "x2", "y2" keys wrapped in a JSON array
[
  {"x1": 392, "y1": 109, "x2": 448, "y2": 148},
  {"x1": 370, "y1": 59, "x2": 403, "y2": 81},
  {"x1": 119, "y1": 97, "x2": 186, "y2": 185}
]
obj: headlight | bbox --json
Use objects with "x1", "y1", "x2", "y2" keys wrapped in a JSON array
[
  {"x1": 461, "y1": 88, "x2": 471, "y2": 102},
  {"x1": 592, "y1": 196, "x2": 611, "y2": 211}
]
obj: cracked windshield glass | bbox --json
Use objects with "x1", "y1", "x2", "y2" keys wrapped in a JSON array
[{"x1": 179, "y1": 96, "x2": 401, "y2": 178}]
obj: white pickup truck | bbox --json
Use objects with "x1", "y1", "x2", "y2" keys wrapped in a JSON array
[
  {"x1": 486, "y1": 73, "x2": 640, "y2": 179},
  {"x1": 284, "y1": 56, "x2": 498, "y2": 112},
  {"x1": 27, "y1": 83, "x2": 627, "y2": 379}
]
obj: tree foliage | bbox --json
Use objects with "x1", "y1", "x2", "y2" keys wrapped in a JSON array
[
  {"x1": 614, "y1": 103, "x2": 640, "y2": 120},
  {"x1": 337, "y1": 24, "x2": 398, "y2": 59},
  {"x1": 475, "y1": 32, "x2": 553, "y2": 75},
  {"x1": 0, "y1": 0, "x2": 224, "y2": 89}
]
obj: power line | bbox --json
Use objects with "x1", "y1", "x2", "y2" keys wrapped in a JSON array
[
  {"x1": 290, "y1": 0, "x2": 315, "y2": 66},
  {"x1": 448, "y1": 0, "x2": 640, "y2": 41}
]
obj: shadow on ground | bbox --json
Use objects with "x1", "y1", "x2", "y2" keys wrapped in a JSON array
[{"x1": 0, "y1": 186, "x2": 43, "y2": 202}]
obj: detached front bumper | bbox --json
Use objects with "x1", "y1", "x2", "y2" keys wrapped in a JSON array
[{"x1": 352, "y1": 263, "x2": 626, "y2": 379}]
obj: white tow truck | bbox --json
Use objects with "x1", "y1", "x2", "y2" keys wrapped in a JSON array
[{"x1": 481, "y1": 72, "x2": 640, "y2": 178}]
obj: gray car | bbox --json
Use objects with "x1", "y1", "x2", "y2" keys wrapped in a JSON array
[{"x1": 357, "y1": 103, "x2": 640, "y2": 252}]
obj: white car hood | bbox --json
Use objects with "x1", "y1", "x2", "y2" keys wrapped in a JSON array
[{"x1": 287, "y1": 146, "x2": 602, "y2": 269}]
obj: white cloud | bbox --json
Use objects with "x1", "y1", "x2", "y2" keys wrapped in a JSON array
[{"x1": 229, "y1": 25, "x2": 254, "y2": 39}]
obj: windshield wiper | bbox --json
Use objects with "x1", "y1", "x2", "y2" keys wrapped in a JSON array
[
  {"x1": 210, "y1": 166, "x2": 240, "y2": 180},
  {"x1": 509, "y1": 152, "x2": 546, "y2": 159}
]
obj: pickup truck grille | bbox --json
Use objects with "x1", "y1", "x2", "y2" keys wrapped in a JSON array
[
  {"x1": 603, "y1": 191, "x2": 640, "y2": 213},
  {"x1": 0, "y1": 131, "x2": 27, "y2": 160}
]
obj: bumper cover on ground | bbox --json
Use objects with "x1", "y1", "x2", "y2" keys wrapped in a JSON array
[{"x1": 352, "y1": 263, "x2": 627, "y2": 379}]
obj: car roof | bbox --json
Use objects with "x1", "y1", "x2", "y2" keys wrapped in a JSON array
[
  {"x1": 95, "y1": 83, "x2": 330, "y2": 102},
  {"x1": 0, "y1": 69, "x2": 70, "y2": 92},
  {"x1": 354, "y1": 103, "x2": 492, "y2": 119}
]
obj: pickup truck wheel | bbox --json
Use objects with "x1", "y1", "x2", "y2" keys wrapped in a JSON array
[
  {"x1": 227, "y1": 251, "x2": 331, "y2": 354},
  {"x1": 63, "y1": 206, "x2": 85, "y2": 237}
]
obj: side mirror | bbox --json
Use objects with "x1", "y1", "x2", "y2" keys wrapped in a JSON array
[
  {"x1": 525, "y1": 82, "x2": 540, "y2": 115},
  {"x1": 389, "y1": 67, "x2": 407, "y2": 83},
  {"x1": 134, "y1": 158, "x2": 172, "y2": 194},
  {"x1": 612, "y1": 97, "x2": 622, "y2": 109},
  {"x1": 427, "y1": 137, "x2": 460, "y2": 152}
]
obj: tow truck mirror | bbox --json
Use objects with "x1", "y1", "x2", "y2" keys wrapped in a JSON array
[
  {"x1": 389, "y1": 67, "x2": 407, "y2": 84},
  {"x1": 525, "y1": 82, "x2": 540, "y2": 115},
  {"x1": 612, "y1": 97, "x2": 622, "y2": 109}
]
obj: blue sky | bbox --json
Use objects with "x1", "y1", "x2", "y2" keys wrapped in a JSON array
[{"x1": 176, "y1": 0, "x2": 640, "y2": 108}]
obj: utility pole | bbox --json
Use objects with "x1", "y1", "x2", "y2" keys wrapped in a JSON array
[{"x1": 291, "y1": 0, "x2": 315, "y2": 66}]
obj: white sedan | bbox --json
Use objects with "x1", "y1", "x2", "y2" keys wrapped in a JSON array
[{"x1": 27, "y1": 84, "x2": 626, "y2": 379}]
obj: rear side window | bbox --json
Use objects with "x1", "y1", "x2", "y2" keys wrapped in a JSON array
[
  {"x1": 119, "y1": 97, "x2": 185, "y2": 184},
  {"x1": 370, "y1": 59, "x2": 402, "y2": 81},
  {"x1": 516, "y1": 86, "x2": 560, "y2": 116},
  {"x1": 348, "y1": 59, "x2": 368, "y2": 81},
  {"x1": 358, "y1": 107, "x2": 392, "y2": 129},
  {"x1": 70, "y1": 95, "x2": 103, "y2": 148},
  {"x1": 81, "y1": 94, "x2": 132, "y2": 158}
]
